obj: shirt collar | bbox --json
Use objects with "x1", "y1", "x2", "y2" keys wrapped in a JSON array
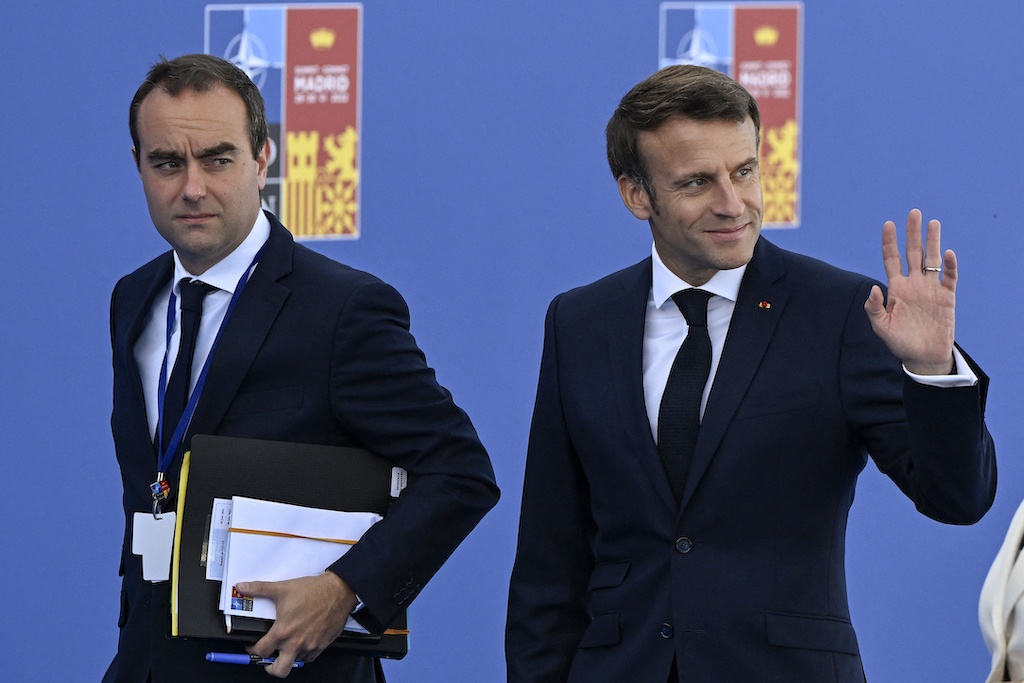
[
  {"x1": 172, "y1": 211, "x2": 271, "y2": 294},
  {"x1": 650, "y1": 243, "x2": 747, "y2": 309}
]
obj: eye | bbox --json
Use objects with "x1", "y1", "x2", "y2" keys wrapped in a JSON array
[
  {"x1": 735, "y1": 164, "x2": 759, "y2": 180},
  {"x1": 682, "y1": 177, "x2": 707, "y2": 188}
]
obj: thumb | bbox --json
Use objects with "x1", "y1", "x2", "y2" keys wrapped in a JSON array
[
  {"x1": 863, "y1": 284, "x2": 885, "y2": 320},
  {"x1": 235, "y1": 580, "x2": 275, "y2": 598}
]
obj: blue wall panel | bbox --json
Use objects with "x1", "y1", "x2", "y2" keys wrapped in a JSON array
[{"x1": 1, "y1": 1, "x2": 1021, "y2": 680}]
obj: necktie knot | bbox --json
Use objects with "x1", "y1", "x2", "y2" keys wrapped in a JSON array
[
  {"x1": 672, "y1": 289, "x2": 711, "y2": 327},
  {"x1": 178, "y1": 279, "x2": 216, "y2": 314}
]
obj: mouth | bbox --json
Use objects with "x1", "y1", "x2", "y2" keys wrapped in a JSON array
[
  {"x1": 177, "y1": 213, "x2": 216, "y2": 225},
  {"x1": 706, "y1": 223, "x2": 750, "y2": 241}
]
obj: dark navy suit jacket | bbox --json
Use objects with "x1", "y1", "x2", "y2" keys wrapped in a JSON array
[
  {"x1": 106, "y1": 213, "x2": 499, "y2": 683},
  {"x1": 506, "y1": 237, "x2": 995, "y2": 683}
]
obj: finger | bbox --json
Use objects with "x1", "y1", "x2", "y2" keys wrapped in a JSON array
[
  {"x1": 236, "y1": 580, "x2": 272, "y2": 598},
  {"x1": 863, "y1": 284, "x2": 885, "y2": 317},
  {"x1": 880, "y1": 220, "x2": 903, "y2": 279},
  {"x1": 248, "y1": 631, "x2": 282, "y2": 659},
  {"x1": 236, "y1": 581, "x2": 281, "y2": 658},
  {"x1": 264, "y1": 649, "x2": 297, "y2": 679},
  {"x1": 903, "y1": 208, "x2": 923, "y2": 273},
  {"x1": 941, "y1": 248, "x2": 958, "y2": 292},
  {"x1": 924, "y1": 217, "x2": 942, "y2": 271}
]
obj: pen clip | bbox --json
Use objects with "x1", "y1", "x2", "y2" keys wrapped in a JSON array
[{"x1": 254, "y1": 654, "x2": 304, "y2": 668}]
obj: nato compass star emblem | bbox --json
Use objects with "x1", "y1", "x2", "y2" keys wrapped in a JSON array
[
  {"x1": 675, "y1": 27, "x2": 730, "y2": 70},
  {"x1": 224, "y1": 29, "x2": 271, "y2": 88}
]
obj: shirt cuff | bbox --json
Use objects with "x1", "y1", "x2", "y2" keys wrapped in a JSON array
[{"x1": 903, "y1": 346, "x2": 978, "y2": 387}]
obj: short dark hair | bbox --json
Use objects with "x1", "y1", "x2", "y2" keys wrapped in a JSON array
[
  {"x1": 606, "y1": 65, "x2": 760, "y2": 208},
  {"x1": 129, "y1": 54, "x2": 269, "y2": 167}
]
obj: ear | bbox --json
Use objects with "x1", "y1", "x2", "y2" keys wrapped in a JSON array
[
  {"x1": 256, "y1": 140, "x2": 271, "y2": 190},
  {"x1": 132, "y1": 146, "x2": 141, "y2": 172},
  {"x1": 617, "y1": 175, "x2": 653, "y2": 221}
]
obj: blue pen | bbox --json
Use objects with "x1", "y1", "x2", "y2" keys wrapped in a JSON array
[{"x1": 206, "y1": 652, "x2": 304, "y2": 668}]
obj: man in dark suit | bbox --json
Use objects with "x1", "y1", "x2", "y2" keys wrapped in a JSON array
[
  {"x1": 505, "y1": 65, "x2": 995, "y2": 682},
  {"x1": 105, "y1": 54, "x2": 498, "y2": 682}
]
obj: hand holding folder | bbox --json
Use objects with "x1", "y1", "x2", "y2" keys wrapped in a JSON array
[
  {"x1": 219, "y1": 496, "x2": 382, "y2": 631},
  {"x1": 237, "y1": 571, "x2": 361, "y2": 676},
  {"x1": 172, "y1": 435, "x2": 410, "y2": 659}
]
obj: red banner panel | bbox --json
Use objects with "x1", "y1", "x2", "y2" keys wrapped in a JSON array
[{"x1": 283, "y1": 5, "x2": 361, "y2": 238}]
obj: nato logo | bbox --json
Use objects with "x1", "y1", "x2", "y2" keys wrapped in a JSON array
[{"x1": 660, "y1": 3, "x2": 733, "y2": 72}]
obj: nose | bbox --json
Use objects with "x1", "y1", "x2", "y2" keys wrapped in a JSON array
[
  {"x1": 711, "y1": 181, "x2": 745, "y2": 218},
  {"x1": 181, "y1": 164, "x2": 206, "y2": 203}
]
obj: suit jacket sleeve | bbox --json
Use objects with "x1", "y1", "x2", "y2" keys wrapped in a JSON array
[
  {"x1": 841, "y1": 280, "x2": 996, "y2": 524},
  {"x1": 324, "y1": 278, "x2": 499, "y2": 629},
  {"x1": 506, "y1": 293, "x2": 595, "y2": 682}
]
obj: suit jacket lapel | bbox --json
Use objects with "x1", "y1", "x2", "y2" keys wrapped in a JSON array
[
  {"x1": 116, "y1": 254, "x2": 174, "y2": 456},
  {"x1": 605, "y1": 259, "x2": 679, "y2": 507},
  {"x1": 680, "y1": 238, "x2": 789, "y2": 511},
  {"x1": 182, "y1": 214, "x2": 294, "y2": 445}
]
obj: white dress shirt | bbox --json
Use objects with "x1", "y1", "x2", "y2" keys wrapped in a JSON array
[
  {"x1": 134, "y1": 212, "x2": 271, "y2": 439},
  {"x1": 642, "y1": 244, "x2": 977, "y2": 442}
]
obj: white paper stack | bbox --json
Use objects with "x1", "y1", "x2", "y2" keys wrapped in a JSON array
[{"x1": 209, "y1": 496, "x2": 382, "y2": 633}]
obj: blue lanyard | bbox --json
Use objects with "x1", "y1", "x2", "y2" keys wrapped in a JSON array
[{"x1": 152, "y1": 248, "x2": 263, "y2": 512}]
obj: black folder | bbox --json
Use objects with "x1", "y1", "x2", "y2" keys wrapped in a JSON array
[{"x1": 171, "y1": 434, "x2": 409, "y2": 658}]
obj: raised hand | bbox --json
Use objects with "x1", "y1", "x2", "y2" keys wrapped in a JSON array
[{"x1": 863, "y1": 208, "x2": 957, "y2": 375}]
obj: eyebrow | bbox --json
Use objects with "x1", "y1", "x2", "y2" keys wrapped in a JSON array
[
  {"x1": 672, "y1": 156, "x2": 761, "y2": 185},
  {"x1": 735, "y1": 156, "x2": 759, "y2": 170},
  {"x1": 196, "y1": 142, "x2": 241, "y2": 159},
  {"x1": 146, "y1": 142, "x2": 241, "y2": 163}
]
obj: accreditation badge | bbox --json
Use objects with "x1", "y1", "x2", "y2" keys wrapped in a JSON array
[{"x1": 132, "y1": 511, "x2": 177, "y2": 582}]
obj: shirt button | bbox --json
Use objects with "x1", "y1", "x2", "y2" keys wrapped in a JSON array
[
  {"x1": 675, "y1": 536, "x2": 693, "y2": 554},
  {"x1": 660, "y1": 622, "x2": 674, "y2": 639}
]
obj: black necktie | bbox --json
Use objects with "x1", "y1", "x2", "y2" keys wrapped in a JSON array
[
  {"x1": 161, "y1": 279, "x2": 214, "y2": 453},
  {"x1": 658, "y1": 289, "x2": 713, "y2": 504}
]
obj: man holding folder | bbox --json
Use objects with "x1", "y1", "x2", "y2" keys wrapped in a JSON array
[{"x1": 104, "y1": 54, "x2": 498, "y2": 682}]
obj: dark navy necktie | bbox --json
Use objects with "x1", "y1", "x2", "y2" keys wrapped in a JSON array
[
  {"x1": 161, "y1": 279, "x2": 214, "y2": 453},
  {"x1": 657, "y1": 289, "x2": 712, "y2": 504}
]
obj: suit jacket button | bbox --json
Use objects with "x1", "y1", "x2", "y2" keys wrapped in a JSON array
[
  {"x1": 675, "y1": 536, "x2": 693, "y2": 554},
  {"x1": 660, "y1": 623, "x2": 674, "y2": 639}
]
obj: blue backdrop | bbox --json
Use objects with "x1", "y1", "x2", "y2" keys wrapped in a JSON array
[{"x1": 1, "y1": 1, "x2": 1021, "y2": 680}]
